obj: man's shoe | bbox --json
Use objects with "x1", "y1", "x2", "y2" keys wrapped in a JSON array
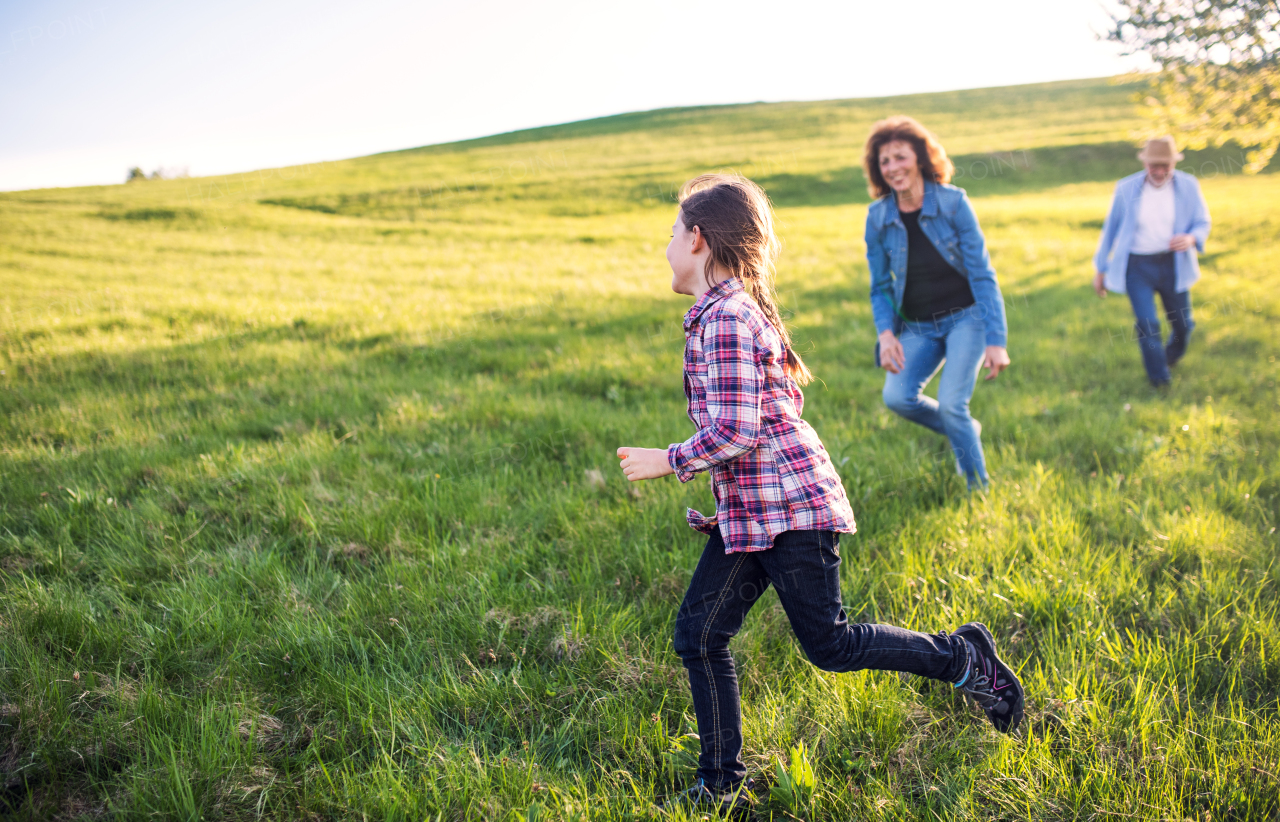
[
  {"x1": 659, "y1": 778, "x2": 755, "y2": 814},
  {"x1": 952, "y1": 622, "x2": 1024, "y2": 734}
]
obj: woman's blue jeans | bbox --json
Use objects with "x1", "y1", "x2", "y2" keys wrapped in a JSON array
[
  {"x1": 1125, "y1": 251, "x2": 1194, "y2": 386},
  {"x1": 882, "y1": 306, "x2": 989, "y2": 488}
]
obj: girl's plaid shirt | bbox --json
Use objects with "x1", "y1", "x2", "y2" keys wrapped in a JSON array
[{"x1": 666, "y1": 278, "x2": 856, "y2": 553}]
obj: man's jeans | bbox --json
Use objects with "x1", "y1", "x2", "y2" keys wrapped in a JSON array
[
  {"x1": 882, "y1": 306, "x2": 988, "y2": 488},
  {"x1": 1126, "y1": 251, "x2": 1194, "y2": 386},
  {"x1": 673, "y1": 528, "x2": 969, "y2": 790}
]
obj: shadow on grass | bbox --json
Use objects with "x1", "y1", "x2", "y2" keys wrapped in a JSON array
[
  {"x1": 5, "y1": 270, "x2": 1275, "y2": 559},
  {"x1": 5, "y1": 272, "x2": 1272, "y2": 475},
  {"x1": 259, "y1": 140, "x2": 1280, "y2": 222},
  {"x1": 759, "y1": 141, "x2": 1277, "y2": 208}
]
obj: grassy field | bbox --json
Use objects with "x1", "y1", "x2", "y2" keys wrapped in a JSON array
[{"x1": 1, "y1": 76, "x2": 1278, "y2": 820}]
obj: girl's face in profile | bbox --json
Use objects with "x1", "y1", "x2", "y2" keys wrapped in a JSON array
[
  {"x1": 879, "y1": 139, "x2": 921, "y2": 194},
  {"x1": 666, "y1": 210, "x2": 703, "y2": 296}
]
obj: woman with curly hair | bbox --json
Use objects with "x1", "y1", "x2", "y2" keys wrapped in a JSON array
[{"x1": 864, "y1": 116, "x2": 1009, "y2": 489}]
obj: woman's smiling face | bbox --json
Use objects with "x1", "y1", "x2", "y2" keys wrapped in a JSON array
[{"x1": 879, "y1": 139, "x2": 921, "y2": 194}]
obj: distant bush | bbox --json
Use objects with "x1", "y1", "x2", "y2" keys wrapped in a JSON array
[{"x1": 124, "y1": 165, "x2": 190, "y2": 183}]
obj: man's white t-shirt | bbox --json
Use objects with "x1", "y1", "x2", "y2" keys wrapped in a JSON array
[{"x1": 1132, "y1": 177, "x2": 1176, "y2": 254}]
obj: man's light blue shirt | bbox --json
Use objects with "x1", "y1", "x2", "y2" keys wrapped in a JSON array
[{"x1": 1094, "y1": 169, "x2": 1211, "y2": 294}]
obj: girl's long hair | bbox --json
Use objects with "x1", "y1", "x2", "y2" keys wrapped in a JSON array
[{"x1": 677, "y1": 173, "x2": 812, "y2": 386}]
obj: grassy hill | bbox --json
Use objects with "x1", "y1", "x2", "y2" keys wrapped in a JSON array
[{"x1": 1, "y1": 77, "x2": 1278, "y2": 820}]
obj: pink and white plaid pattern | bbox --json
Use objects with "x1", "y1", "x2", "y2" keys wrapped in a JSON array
[{"x1": 667, "y1": 278, "x2": 856, "y2": 553}]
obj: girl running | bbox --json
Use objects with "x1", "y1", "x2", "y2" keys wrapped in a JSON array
[{"x1": 616, "y1": 173, "x2": 1023, "y2": 812}]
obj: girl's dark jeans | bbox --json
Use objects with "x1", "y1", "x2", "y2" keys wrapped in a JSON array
[{"x1": 673, "y1": 528, "x2": 969, "y2": 790}]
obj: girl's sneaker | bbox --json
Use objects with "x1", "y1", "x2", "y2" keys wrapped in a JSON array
[
  {"x1": 659, "y1": 778, "x2": 755, "y2": 814},
  {"x1": 952, "y1": 622, "x2": 1024, "y2": 733}
]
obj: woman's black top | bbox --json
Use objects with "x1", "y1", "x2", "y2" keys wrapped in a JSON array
[{"x1": 899, "y1": 209, "x2": 975, "y2": 322}]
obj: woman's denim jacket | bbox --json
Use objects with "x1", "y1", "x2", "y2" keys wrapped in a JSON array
[{"x1": 865, "y1": 181, "x2": 1008, "y2": 348}]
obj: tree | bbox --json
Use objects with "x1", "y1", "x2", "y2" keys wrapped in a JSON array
[
  {"x1": 1108, "y1": 0, "x2": 1280, "y2": 173},
  {"x1": 126, "y1": 166, "x2": 146, "y2": 182}
]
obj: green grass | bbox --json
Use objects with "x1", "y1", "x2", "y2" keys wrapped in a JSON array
[{"x1": 1, "y1": 76, "x2": 1278, "y2": 820}]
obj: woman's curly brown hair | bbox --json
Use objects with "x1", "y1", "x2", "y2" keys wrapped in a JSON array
[{"x1": 862, "y1": 116, "x2": 955, "y2": 199}]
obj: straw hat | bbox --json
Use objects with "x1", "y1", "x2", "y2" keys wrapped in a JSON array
[{"x1": 1138, "y1": 136, "x2": 1184, "y2": 163}]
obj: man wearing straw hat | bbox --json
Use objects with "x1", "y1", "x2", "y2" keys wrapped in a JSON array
[{"x1": 1093, "y1": 136, "x2": 1211, "y2": 388}]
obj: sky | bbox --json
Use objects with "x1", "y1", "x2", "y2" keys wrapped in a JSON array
[{"x1": 0, "y1": 0, "x2": 1146, "y2": 191}]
